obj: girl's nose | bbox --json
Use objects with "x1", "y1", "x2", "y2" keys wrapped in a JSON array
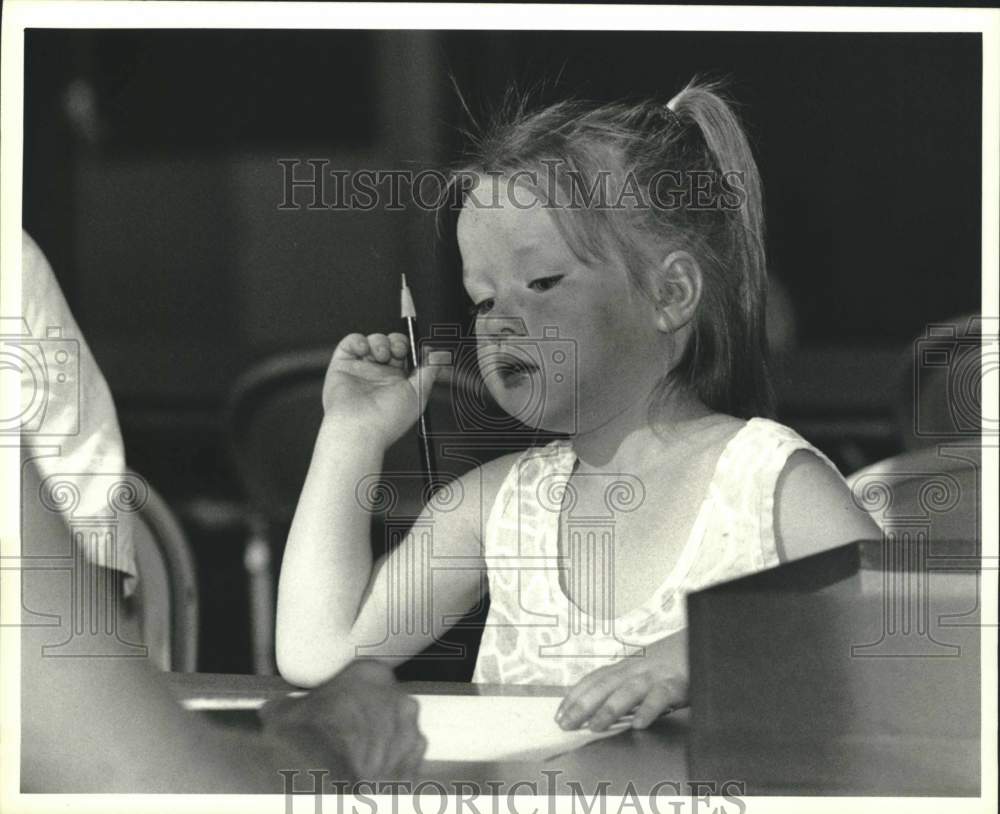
[{"x1": 477, "y1": 315, "x2": 529, "y2": 338}]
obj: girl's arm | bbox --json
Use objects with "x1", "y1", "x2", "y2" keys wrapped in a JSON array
[
  {"x1": 774, "y1": 450, "x2": 882, "y2": 561},
  {"x1": 276, "y1": 331, "x2": 508, "y2": 687}
]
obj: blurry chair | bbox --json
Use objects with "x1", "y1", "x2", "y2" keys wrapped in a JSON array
[
  {"x1": 848, "y1": 445, "x2": 981, "y2": 544},
  {"x1": 226, "y1": 350, "x2": 334, "y2": 529},
  {"x1": 847, "y1": 445, "x2": 982, "y2": 648},
  {"x1": 225, "y1": 348, "x2": 542, "y2": 676},
  {"x1": 891, "y1": 314, "x2": 985, "y2": 453},
  {"x1": 129, "y1": 471, "x2": 199, "y2": 672},
  {"x1": 848, "y1": 313, "x2": 985, "y2": 543},
  {"x1": 224, "y1": 350, "x2": 332, "y2": 675}
]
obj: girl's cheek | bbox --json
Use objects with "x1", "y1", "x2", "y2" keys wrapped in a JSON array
[
  {"x1": 583, "y1": 296, "x2": 626, "y2": 342},
  {"x1": 531, "y1": 297, "x2": 580, "y2": 332}
]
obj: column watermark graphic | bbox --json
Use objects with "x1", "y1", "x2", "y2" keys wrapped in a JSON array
[
  {"x1": 536, "y1": 471, "x2": 647, "y2": 658},
  {"x1": 353, "y1": 473, "x2": 470, "y2": 660},
  {"x1": 4, "y1": 312, "x2": 145, "y2": 656},
  {"x1": 33, "y1": 471, "x2": 147, "y2": 658},
  {"x1": 851, "y1": 469, "x2": 966, "y2": 657},
  {"x1": 1, "y1": 316, "x2": 80, "y2": 437},
  {"x1": 849, "y1": 315, "x2": 995, "y2": 658}
]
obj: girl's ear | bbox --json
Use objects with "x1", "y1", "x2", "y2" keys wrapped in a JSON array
[{"x1": 654, "y1": 251, "x2": 703, "y2": 333}]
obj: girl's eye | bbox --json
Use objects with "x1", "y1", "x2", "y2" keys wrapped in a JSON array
[
  {"x1": 528, "y1": 275, "x2": 564, "y2": 293},
  {"x1": 468, "y1": 298, "x2": 495, "y2": 317}
]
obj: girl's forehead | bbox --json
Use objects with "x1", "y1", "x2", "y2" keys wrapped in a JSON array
[
  {"x1": 457, "y1": 188, "x2": 571, "y2": 269},
  {"x1": 458, "y1": 203, "x2": 553, "y2": 247}
]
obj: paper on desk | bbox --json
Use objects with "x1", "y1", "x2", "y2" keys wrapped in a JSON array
[{"x1": 412, "y1": 694, "x2": 626, "y2": 763}]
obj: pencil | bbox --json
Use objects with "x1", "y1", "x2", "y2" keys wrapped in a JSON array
[{"x1": 400, "y1": 274, "x2": 437, "y2": 494}]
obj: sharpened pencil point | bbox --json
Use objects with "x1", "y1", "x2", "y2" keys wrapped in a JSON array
[{"x1": 400, "y1": 274, "x2": 417, "y2": 319}]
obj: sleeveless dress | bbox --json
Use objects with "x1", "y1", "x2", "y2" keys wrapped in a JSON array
[{"x1": 471, "y1": 417, "x2": 840, "y2": 685}]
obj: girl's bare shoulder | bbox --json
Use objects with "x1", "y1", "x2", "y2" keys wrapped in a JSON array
[
  {"x1": 450, "y1": 449, "x2": 524, "y2": 489},
  {"x1": 436, "y1": 450, "x2": 525, "y2": 544}
]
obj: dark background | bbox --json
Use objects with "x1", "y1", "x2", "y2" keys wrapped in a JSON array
[{"x1": 23, "y1": 29, "x2": 982, "y2": 673}]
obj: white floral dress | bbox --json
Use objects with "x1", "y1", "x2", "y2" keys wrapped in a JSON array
[{"x1": 471, "y1": 418, "x2": 839, "y2": 685}]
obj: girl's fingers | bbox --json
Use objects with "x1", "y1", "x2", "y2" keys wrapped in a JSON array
[
  {"x1": 556, "y1": 665, "x2": 603, "y2": 720},
  {"x1": 332, "y1": 333, "x2": 408, "y2": 365},
  {"x1": 387, "y1": 332, "x2": 410, "y2": 361},
  {"x1": 631, "y1": 682, "x2": 677, "y2": 729},
  {"x1": 557, "y1": 669, "x2": 616, "y2": 730},
  {"x1": 333, "y1": 333, "x2": 370, "y2": 360},
  {"x1": 366, "y1": 333, "x2": 392, "y2": 364},
  {"x1": 587, "y1": 675, "x2": 650, "y2": 732}
]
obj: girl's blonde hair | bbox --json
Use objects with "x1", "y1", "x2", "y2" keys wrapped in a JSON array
[{"x1": 450, "y1": 78, "x2": 774, "y2": 419}]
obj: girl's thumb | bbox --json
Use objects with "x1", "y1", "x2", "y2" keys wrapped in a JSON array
[{"x1": 408, "y1": 350, "x2": 452, "y2": 409}]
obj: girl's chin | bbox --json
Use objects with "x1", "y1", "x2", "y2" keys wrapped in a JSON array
[{"x1": 487, "y1": 383, "x2": 578, "y2": 435}]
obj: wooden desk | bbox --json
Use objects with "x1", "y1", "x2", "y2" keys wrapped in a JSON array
[
  {"x1": 165, "y1": 671, "x2": 978, "y2": 796},
  {"x1": 166, "y1": 673, "x2": 692, "y2": 795}
]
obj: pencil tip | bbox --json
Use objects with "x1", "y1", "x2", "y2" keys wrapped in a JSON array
[{"x1": 400, "y1": 274, "x2": 417, "y2": 318}]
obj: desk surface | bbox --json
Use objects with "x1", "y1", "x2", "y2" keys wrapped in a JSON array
[
  {"x1": 166, "y1": 672, "x2": 691, "y2": 795},
  {"x1": 165, "y1": 672, "x2": 978, "y2": 797}
]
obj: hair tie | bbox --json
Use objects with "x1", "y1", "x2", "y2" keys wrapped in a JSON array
[{"x1": 662, "y1": 101, "x2": 682, "y2": 128}]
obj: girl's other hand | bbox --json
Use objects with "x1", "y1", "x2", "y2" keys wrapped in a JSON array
[
  {"x1": 555, "y1": 637, "x2": 688, "y2": 732},
  {"x1": 321, "y1": 332, "x2": 444, "y2": 446}
]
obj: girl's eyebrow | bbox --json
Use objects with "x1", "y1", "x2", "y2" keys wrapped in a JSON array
[
  {"x1": 512, "y1": 240, "x2": 542, "y2": 257},
  {"x1": 462, "y1": 242, "x2": 568, "y2": 289}
]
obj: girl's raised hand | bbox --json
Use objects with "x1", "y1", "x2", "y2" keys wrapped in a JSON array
[
  {"x1": 555, "y1": 632, "x2": 689, "y2": 732},
  {"x1": 321, "y1": 332, "x2": 443, "y2": 447}
]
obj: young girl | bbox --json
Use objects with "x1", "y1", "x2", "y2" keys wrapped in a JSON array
[{"x1": 276, "y1": 80, "x2": 880, "y2": 733}]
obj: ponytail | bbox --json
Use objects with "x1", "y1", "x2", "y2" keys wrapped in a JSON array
[{"x1": 665, "y1": 79, "x2": 773, "y2": 418}]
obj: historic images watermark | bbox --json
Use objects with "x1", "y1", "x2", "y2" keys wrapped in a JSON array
[
  {"x1": 1, "y1": 316, "x2": 80, "y2": 438},
  {"x1": 277, "y1": 159, "x2": 748, "y2": 213},
  {"x1": 353, "y1": 464, "x2": 648, "y2": 663},
  {"x1": 349, "y1": 324, "x2": 650, "y2": 662},
  {"x1": 849, "y1": 315, "x2": 995, "y2": 658},
  {"x1": 910, "y1": 316, "x2": 994, "y2": 441},
  {"x1": 3, "y1": 315, "x2": 144, "y2": 657},
  {"x1": 280, "y1": 770, "x2": 747, "y2": 814},
  {"x1": 352, "y1": 315, "x2": 996, "y2": 664},
  {"x1": 10, "y1": 463, "x2": 148, "y2": 659}
]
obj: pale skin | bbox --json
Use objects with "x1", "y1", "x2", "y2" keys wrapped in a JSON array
[
  {"x1": 20, "y1": 453, "x2": 426, "y2": 792},
  {"x1": 276, "y1": 180, "x2": 881, "y2": 731}
]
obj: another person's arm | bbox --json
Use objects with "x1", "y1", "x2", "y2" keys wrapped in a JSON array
[
  {"x1": 20, "y1": 453, "x2": 424, "y2": 792},
  {"x1": 22, "y1": 611, "x2": 422, "y2": 792},
  {"x1": 16, "y1": 235, "x2": 426, "y2": 790}
]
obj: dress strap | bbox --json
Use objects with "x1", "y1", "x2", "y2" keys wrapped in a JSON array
[
  {"x1": 715, "y1": 418, "x2": 842, "y2": 568},
  {"x1": 482, "y1": 439, "x2": 577, "y2": 559}
]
